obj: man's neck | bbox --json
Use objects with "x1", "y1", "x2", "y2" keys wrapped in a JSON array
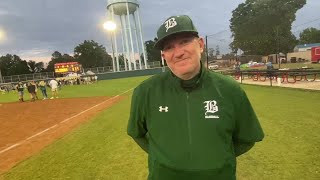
[{"x1": 178, "y1": 65, "x2": 201, "y2": 80}]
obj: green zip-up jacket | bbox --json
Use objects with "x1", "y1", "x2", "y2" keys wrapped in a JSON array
[{"x1": 127, "y1": 66, "x2": 264, "y2": 180}]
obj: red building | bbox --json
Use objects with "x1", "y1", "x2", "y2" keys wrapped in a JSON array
[{"x1": 311, "y1": 47, "x2": 320, "y2": 63}]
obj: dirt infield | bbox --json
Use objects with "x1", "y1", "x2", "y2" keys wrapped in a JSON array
[{"x1": 0, "y1": 96, "x2": 124, "y2": 174}]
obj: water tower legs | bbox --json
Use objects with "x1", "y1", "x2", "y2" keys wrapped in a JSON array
[
  {"x1": 110, "y1": 6, "x2": 119, "y2": 72},
  {"x1": 133, "y1": 15, "x2": 142, "y2": 69},
  {"x1": 119, "y1": 18, "x2": 128, "y2": 71},
  {"x1": 136, "y1": 8, "x2": 148, "y2": 69},
  {"x1": 120, "y1": 15, "x2": 132, "y2": 70}
]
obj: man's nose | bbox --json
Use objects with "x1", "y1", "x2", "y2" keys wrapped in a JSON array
[{"x1": 173, "y1": 45, "x2": 184, "y2": 58}]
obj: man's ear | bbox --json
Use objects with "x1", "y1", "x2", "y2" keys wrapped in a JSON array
[
  {"x1": 161, "y1": 51, "x2": 165, "y2": 60},
  {"x1": 198, "y1": 37, "x2": 205, "y2": 53}
]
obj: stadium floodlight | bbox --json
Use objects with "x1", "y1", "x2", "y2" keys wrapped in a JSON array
[
  {"x1": 0, "y1": 28, "x2": 6, "y2": 43},
  {"x1": 103, "y1": 21, "x2": 116, "y2": 31},
  {"x1": 0, "y1": 28, "x2": 4, "y2": 83}
]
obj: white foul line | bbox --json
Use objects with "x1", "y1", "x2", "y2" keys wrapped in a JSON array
[{"x1": 0, "y1": 88, "x2": 134, "y2": 155}]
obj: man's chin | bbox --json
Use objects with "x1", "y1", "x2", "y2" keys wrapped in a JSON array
[{"x1": 173, "y1": 70, "x2": 193, "y2": 79}]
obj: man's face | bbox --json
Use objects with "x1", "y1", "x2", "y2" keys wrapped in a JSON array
[{"x1": 161, "y1": 33, "x2": 204, "y2": 80}]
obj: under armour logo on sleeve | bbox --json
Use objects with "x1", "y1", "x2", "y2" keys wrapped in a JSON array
[{"x1": 159, "y1": 106, "x2": 169, "y2": 112}]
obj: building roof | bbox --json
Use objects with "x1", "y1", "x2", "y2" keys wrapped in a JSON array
[{"x1": 295, "y1": 43, "x2": 320, "y2": 49}]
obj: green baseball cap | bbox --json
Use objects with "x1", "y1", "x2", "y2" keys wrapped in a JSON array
[{"x1": 154, "y1": 15, "x2": 198, "y2": 50}]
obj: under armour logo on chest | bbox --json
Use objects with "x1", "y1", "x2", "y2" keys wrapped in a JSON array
[{"x1": 159, "y1": 106, "x2": 168, "y2": 112}]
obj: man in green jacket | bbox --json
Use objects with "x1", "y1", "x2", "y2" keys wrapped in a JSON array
[{"x1": 127, "y1": 15, "x2": 264, "y2": 180}]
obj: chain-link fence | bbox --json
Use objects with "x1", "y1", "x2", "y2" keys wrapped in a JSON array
[
  {"x1": 1, "y1": 72, "x2": 55, "y2": 84},
  {"x1": 83, "y1": 61, "x2": 161, "y2": 74},
  {"x1": 204, "y1": 30, "x2": 238, "y2": 70}
]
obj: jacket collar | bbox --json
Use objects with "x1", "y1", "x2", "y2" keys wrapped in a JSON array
[{"x1": 169, "y1": 62, "x2": 207, "y2": 92}]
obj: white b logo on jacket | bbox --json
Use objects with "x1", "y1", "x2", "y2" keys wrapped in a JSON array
[{"x1": 204, "y1": 100, "x2": 219, "y2": 119}]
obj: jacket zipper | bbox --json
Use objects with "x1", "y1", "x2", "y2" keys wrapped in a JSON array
[{"x1": 186, "y1": 92, "x2": 192, "y2": 160}]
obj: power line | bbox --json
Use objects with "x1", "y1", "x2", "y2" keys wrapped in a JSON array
[
  {"x1": 292, "y1": 23, "x2": 320, "y2": 34},
  {"x1": 206, "y1": 30, "x2": 228, "y2": 37},
  {"x1": 292, "y1": 17, "x2": 320, "y2": 28},
  {"x1": 204, "y1": 17, "x2": 320, "y2": 38}
]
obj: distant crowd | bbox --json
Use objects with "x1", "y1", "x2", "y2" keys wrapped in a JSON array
[
  {"x1": 56, "y1": 75, "x2": 98, "y2": 85},
  {"x1": 0, "y1": 75, "x2": 98, "y2": 102}
]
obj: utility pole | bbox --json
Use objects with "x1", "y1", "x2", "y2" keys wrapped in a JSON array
[
  {"x1": 205, "y1": 30, "x2": 227, "y2": 69},
  {"x1": 276, "y1": 26, "x2": 281, "y2": 69},
  {"x1": 205, "y1": 35, "x2": 209, "y2": 68},
  {"x1": 0, "y1": 69, "x2": 3, "y2": 84}
]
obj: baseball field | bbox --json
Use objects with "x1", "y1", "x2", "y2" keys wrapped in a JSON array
[{"x1": 0, "y1": 75, "x2": 319, "y2": 179}]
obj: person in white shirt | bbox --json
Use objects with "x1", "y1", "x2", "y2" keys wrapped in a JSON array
[{"x1": 49, "y1": 79, "x2": 59, "y2": 99}]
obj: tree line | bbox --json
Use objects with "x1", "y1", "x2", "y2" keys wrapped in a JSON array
[
  {"x1": 1, "y1": 0, "x2": 319, "y2": 76},
  {"x1": 230, "y1": 0, "x2": 319, "y2": 55},
  {"x1": 0, "y1": 40, "x2": 114, "y2": 76}
]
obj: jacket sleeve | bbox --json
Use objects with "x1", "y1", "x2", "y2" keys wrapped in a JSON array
[
  {"x1": 233, "y1": 141, "x2": 255, "y2": 157},
  {"x1": 127, "y1": 86, "x2": 149, "y2": 153},
  {"x1": 233, "y1": 88, "x2": 264, "y2": 154}
]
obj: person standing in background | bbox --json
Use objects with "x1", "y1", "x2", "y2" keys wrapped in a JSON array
[
  {"x1": 49, "y1": 79, "x2": 59, "y2": 99},
  {"x1": 15, "y1": 82, "x2": 25, "y2": 102},
  {"x1": 38, "y1": 80, "x2": 48, "y2": 100},
  {"x1": 27, "y1": 82, "x2": 36, "y2": 102},
  {"x1": 32, "y1": 81, "x2": 39, "y2": 100}
]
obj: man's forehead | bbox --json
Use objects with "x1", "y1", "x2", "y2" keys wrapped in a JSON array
[{"x1": 163, "y1": 33, "x2": 197, "y2": 45}]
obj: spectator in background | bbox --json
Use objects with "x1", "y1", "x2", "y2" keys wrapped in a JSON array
[
  {"x1": 266, "y1": 62, "x2": 273, "y2": 70},
  {"x1": 15, "y1": 82, "x2": 25, "y2": 102},
  {"x1": 32, "y1": 81, "x2": 39, "y2": 100},
  {"x1": 27, "y1": 82, "x2": 36, "y2": 102},
  {"x1": 38, "y1": 80, "x2": 48, "y2": 100},
  {"x1": 266, "y1": 62, "x2": 274, "y2": 78},
  {"x1": 49, "y1": 79, "x2": 59, "y2": 99},
  {"x1": 76, "y1": 78, "x2": 80, "y2": 85},
  {"x1": 0, "y1": 86, "x2": 5, "y2": 94},
  {"x1": 94, "y1": 75, "x2": 98, "y2": 83}
]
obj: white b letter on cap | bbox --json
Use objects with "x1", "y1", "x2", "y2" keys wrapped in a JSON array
[{"x1": 164, "y1": 18, "x2": 177, "y2": 32}]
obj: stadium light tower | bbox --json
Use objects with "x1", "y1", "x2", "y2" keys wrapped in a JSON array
[
  {"x1": 0, "y1": 28, "x2": 5, "y2": 83},
  {"x1": 104, "y1": 21, "x2": 117, "y2": 72}
]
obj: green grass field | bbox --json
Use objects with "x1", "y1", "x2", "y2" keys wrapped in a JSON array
[{"x1": 1, "y1": 76, "x2": 320, "y2": 180}]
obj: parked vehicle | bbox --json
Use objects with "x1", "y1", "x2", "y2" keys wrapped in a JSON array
[{"x1": 208, "y1": 64, "x2": 219, "y2": 70}]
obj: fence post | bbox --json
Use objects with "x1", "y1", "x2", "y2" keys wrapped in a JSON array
[
  {"x1": 269, "y1": 70, "x2": 273, "y2": 87},
  {"x1": 0, "y1": 69, "x2": 3, "y2": 84}
]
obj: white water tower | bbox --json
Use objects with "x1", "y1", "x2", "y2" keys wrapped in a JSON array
[{"x1": 106, "y1": 0, "x2": 148, "y2": 71}]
